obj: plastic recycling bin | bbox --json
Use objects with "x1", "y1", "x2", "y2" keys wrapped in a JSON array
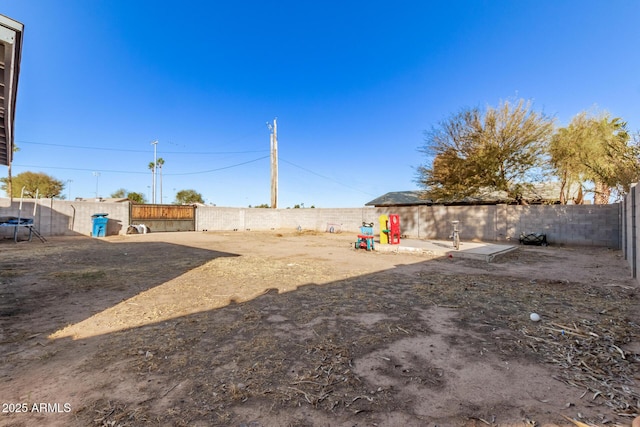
[{"x1": 91, "y1": 213, "x2": 109, "y2": 237}]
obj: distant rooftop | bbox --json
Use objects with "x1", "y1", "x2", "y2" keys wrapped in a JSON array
[
  {"x1": 366, "y1": 183, "x2": 583, "y2": 207},
  {"x1": 365, "y1": 191, "x2": 432, "y2": 207}
]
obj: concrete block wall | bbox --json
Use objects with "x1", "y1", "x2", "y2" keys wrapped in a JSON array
[
  {"x1": 196, "y1": 206, "x2": 377, "y2": 233},
  {"x1": 0, "y1": 198, "x2": 130, "y2": 237},
  {"x1": 374, "y1": 204, "x2": 620, "y2": 247},
  {"x1": 196, "y1": 207, "x2": 245, "y2": 231},
  {"x1": 405, "y1": 205, "x2": 501, "y2": 241},
  {"x1": 506, "y1": 204, "x2": 620, "y2": 247},
  {"x1": 622, "y1": 184, "x2": 638, "y2": 279},
  {"x1": 197, "y1": 204, "x2": 621, "y2": 248},
  {"x1": 0, "y1": 198, "x2": 621, "y2": 248}
]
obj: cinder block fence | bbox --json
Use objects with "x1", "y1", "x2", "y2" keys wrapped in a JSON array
[
  {"x1": 0, "y1": 198, "x2": 621, "y2": 250},
  {"x1": 622, "y1": 184, "x2": 640, "y2": 279}
]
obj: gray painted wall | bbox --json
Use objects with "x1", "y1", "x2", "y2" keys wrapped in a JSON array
[{"x1": 0, "y1": 198, "x2": 620, "y2": 248}]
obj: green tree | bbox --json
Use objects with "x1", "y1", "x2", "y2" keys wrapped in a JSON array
[
  {"x1": 111, "y1": 188, "x2": 146, "y2": 203},
  {"x1": 156, "y1": 157, "x2": 165, "y2": 203},
  {"x1": 111, "y1": 188, "x2": 127, "y2": 198},
  {"x1": 549, "y1": 112, "x2": 640, "y2": 204},
  {"x1": 126, "y1": 192, "x2": 146, "y2": 204},
  {"x1": 416, "y1": 99, "x2": 554, "y2": 202},
  {"x1": 0, "y1": 171, "x2": 65, "y2": 198},
  {"x1": 148, "y1": 161, "x2": 156, "y2": 202},
  {"x1": 110, "y1": 188, "x2": 146, "y2": 203},
  {"x1": 174, "y1": 189, "x2": 204, "y2": 205}
]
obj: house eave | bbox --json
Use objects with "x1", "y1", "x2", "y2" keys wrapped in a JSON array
[{"x1": 0, "y1": 14, "x2": 24, "y2": 167}]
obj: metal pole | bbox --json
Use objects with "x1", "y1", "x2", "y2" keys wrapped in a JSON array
[
  {"x1": 274, "y1": 119, "x2": 278, "y2": 209},
  {"x1": 151, "y1": 140, "x2": 158, "y2": 204},
  {"x1": 92, "y1": 172, "x2": 100, "y2": 198},
  {"x1": 270, "y1": 118, "x2": 278, "y2": 209}
]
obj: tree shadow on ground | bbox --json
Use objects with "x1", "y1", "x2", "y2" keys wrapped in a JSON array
[
  {"x1": 0, "y1": 237, "x2": 637, "y2": 427},
  {"x1": 0, "y1": 236, "x2": 238, "y2": 338}
]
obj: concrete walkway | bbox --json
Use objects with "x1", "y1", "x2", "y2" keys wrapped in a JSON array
[{"x1": 373, "y1": 238, "x2": 517, "y2": 262}]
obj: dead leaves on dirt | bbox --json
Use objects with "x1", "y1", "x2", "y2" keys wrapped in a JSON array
[
  {"x1": 524, "y1": 317, "x2": 640, "y2": 418},
  {"x1": 414, "y1": 273, "x2": 640, "y2": 421},
  {"x1": 79, "y1": 399, "x2": 149, "y2": 427},
  {"x1": 75, "y1": 266, "x2": 640, "y2": 426},
  {"x1": 11, "y1": 240, "x2": 637, "y2": 426}
]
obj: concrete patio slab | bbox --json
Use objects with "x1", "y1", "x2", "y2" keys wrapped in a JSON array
[{"x1": 374, "y1": 238, "x2": 517, "y2": 262}]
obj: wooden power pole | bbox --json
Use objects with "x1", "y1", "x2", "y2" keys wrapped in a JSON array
[{"x1": 269, "y1": 118, "x2": 278, "y2": 209}]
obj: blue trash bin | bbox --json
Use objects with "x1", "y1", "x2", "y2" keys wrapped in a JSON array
[{"x1": 91, "y1": 213, "x2": 109, "y2": 237}]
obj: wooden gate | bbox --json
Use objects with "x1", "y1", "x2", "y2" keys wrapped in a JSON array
[{"x1": 130, "y1": 204, "x2": 196, "y2": 232}]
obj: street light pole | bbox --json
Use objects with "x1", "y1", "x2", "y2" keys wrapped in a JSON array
[
  {"x1": 92, "y1": 172, "x2": 100, "y2": 198},
  {"x1": 151, "y1": 140, "x2": 158, "y2": 204},
  {"x1": 66, "y1": 179, "x2": 73, "y2": 200}
]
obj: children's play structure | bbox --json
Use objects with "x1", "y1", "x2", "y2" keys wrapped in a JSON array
[
  {"x1": 355, "y1": 214, "x2": 401, "y2": 251},
  {"x1": 0, "y1": 187, "x2": 47, "y2": 243},
  {"x1": 355, "y1": 222, "x2": 375, "y2": 251},
  {"x1": 381, "y1": 214, "x2": 401, "y2": 245}
]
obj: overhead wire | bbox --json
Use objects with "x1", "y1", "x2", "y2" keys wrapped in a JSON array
[
  {"x1": 12, "y1": 138, "x2": 377, "y2": 196},
  {"x1": 13, "y1": 155, "x2": 270, "y2": 176},
  {"x1": 15, "y1": 139, "x2": 268, "y2": 155},
  {"x1": 166, "y1": 155, "x2": 270, "y2": 175},
  {"x1": 279, "y1": 158, "x2": 376, "y2": 196}
]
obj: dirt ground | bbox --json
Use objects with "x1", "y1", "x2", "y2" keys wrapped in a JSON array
[{"x1": 0, "y1": 230, "x2": 638, "y2": 427}]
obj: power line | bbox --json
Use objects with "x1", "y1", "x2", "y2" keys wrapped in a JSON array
[
  {"x1": 167, "y1": 155, "x2": 270, "y2": 175},
  {"x1": 279, "y1": 158, "x2": 376, "y2": 196},
  {"x1": 16, "y1": 140, "x2": 268, "y2": 155},
  {"x1": 13, "y1": 155, "x2": 270, "y2": 176},
  {"x1": 13, "y1": 139, "x2": 376, "y2": 196},
  {"x1": 12, "y1": 164, "x2": 149, "y2": 174}
]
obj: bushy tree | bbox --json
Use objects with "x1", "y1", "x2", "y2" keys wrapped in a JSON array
[
  {"x1": 126, "y1": 192, "x2": 146, "y2": 203},
  {"x1": 174, "y1": 189, "x2": 204, "y2": 205},
  {"x1": 416, "y1": 99, "x2": 554, "y2": 202},
  {"x1": 111, "y1": 188, "x2": 147, "y2": 203},
  {"x1": 0, "y1": 171, "x2": 64, "y2": 198},
  {"x1": 549, "y1": 112, "x2": 640, "y2": 204},
  {"x1": 111, "y1": 188, "x2": 127, "y2": 198}
]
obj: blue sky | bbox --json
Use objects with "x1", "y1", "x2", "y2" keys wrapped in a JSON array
[{"x1": 1, "y1": 1, "x2": 639, "y2": 207}]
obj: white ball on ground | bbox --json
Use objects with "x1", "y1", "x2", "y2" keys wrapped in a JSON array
[{"x1": 530, "y1": 313, "x2": 541, "y2": 322}]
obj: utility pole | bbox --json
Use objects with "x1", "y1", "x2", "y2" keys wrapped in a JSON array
[
  {"x1": 268, "y1": 118, "x2": 278, "y2": 209},
  {"x1": 151, "y1": 140, "x2": 158, "y2": 204},
  {"x1": 92, "y1": 172, "x2": 100, "y2": 199}
]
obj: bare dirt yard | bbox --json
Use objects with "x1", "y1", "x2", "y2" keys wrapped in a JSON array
[{"x1": 0, "y1": 230, "x2": 638, "y2": 427}]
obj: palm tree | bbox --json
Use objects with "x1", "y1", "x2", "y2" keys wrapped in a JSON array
[
  {"x1": 148, "y1": 161, "x2": 156, "y2": 203},
  {"x1": 156, "y1": 157, "x2": 165, "y2": 204}
]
